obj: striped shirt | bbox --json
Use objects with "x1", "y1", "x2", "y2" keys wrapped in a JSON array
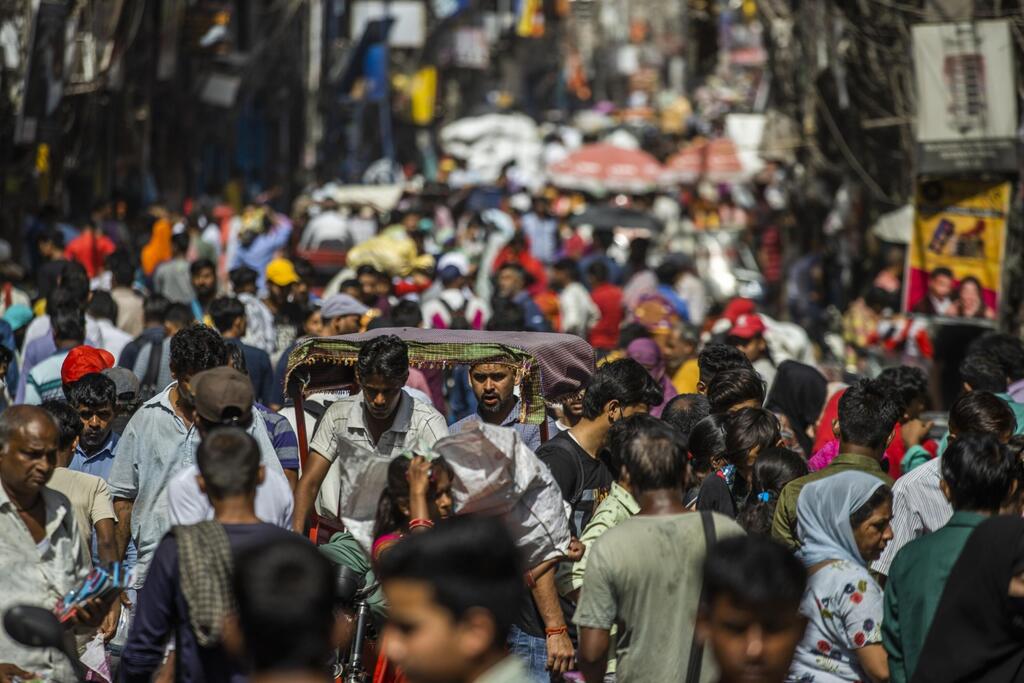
[
  {"x1": 24, "y1": 350, "x2": 71, "y2": 405},
  {"x1": 257, "y1": 402, "x2": 300, "y2": 471},
  {"x1": 872, "y1": 456, "x2": 950, "y2": 576}
]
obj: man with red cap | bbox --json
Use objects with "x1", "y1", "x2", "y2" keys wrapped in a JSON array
[
  {"x1": 25, "y1": 309, "x2": 111, "y2": 405},
  {"x1": 61, "y1": 346, "x2": 116, "y2": 388},
  {"x1": 722, "y1": 297, "x2": 757, "y2": 325},
  {"x1": 725, "y1": 312, "x2": 776, "y2": 389}
]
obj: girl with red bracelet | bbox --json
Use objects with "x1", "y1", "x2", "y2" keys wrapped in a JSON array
[{"x1": 371, "y1": 454, "x2": 454, "y2": 562}]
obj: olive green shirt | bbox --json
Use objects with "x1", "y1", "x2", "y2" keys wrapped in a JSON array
[
  {"x1": 557, "y1": 482, "x2": 639, "y2": 675},
  {"x1": 559, "y1": 482, "x2": 640, "y2": 596},
  {"x1": 771, "y1": 453, "x2": 893, "y2": 550},
  {"x1": 574, "y1": 512, "x2": 744, "y2": 682}
]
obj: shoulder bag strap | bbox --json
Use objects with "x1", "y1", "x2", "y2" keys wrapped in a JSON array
[
  {"x1": 143, "y1": 339, "x2": 163, "y2": 388},
  {"x1": 685, "y1": 511, "x2": 718, "y2": 683}
]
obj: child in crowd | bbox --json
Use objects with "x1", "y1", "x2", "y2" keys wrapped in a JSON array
[
  {"x1": 372, "y1": 454, "x2": 454, "y2": 561},
  {"x1": 737, "y1": 448, "x2": 809, "y2": 535}
]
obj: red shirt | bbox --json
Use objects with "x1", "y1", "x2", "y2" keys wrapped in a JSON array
[
  {"x1": 589, "y1": 283, "x2": 623, "y2": 351},
  {"x1": 64, "y1": 230, "x2": 116, "y2": 278},
  {"x1": 492, "y1": 248, "x2": 548, "y2": 296}
]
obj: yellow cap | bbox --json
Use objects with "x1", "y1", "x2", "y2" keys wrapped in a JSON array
[{"x1": 265, "y1": 258, "x2": 300, "y2": 287}]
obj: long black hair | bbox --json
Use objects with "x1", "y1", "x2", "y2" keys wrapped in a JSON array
[
  {"x1": 373, "y1": 456, "x2": 454, "y2": 541},
  {"x1": 737, "y1": 448, "x2": 808, "y2": 536}
]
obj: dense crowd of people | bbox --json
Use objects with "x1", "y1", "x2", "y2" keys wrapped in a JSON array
[{"x1": 2, "y1": 188, "x2": 1024, "y2": 683}]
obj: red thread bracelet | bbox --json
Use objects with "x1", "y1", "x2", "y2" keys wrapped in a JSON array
[{"x1": 545, "y1": 626, "x2": 568, "y2": 637}]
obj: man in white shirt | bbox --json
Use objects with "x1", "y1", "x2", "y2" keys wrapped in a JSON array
[
  {"x1": 292, "y1": 334, "x2": 449, "y2": 533},
  {"x1": 551, "y1": 258, "x2": 598, "y2": 338},
  {"x1": 108, "y1": 325, "x2": 284, "y2": 588},
  {"x1": 0, "y1": 406, "x2": 114, "y2": 681},
  {"x1": 166, "y1": 366, "x2": 293, "y2": 528},
  {"x1": 300, "y1": 196, "x2": 350, "y2": 252},
  {"x1": 87, "y1": 291, "x2": 133, "y2": 363}
]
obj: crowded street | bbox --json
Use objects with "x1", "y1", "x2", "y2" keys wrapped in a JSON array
[{"x1": 1, "y1": 1, "x2": 1023, "y2": 682}]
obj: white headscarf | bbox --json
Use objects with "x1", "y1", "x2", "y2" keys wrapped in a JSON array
[{"x1": 795, "y1": 471, "x2": 886, "y2": 568}]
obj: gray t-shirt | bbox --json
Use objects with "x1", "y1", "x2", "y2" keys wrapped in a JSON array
[
  {"x1": 153, "y1": 257, "x2": 195, "y2": 304},
  {"x1": 574, "y1": 512, "x2": 744, "y2": 682}
]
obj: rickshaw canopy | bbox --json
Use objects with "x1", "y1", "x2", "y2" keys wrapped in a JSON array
[{"x1": 285, "y1": 328, "x2": 595, "y2": 424}]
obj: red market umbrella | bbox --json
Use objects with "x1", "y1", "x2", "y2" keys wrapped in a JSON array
[
  {"x1": 662, "y1": 137, "x2": 748, "y2": 185},
  {"x1": 705, "y1": 137, "x2": 745, "y2": 183},
  {"x1": 663, "y1": 139, "x2": 708, "y2": 185},
  {"x1": 547, "y1": 143, "x2": 664, "y2": 195}
]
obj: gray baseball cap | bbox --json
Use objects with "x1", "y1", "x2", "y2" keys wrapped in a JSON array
[{"x1": 321, "y1": 293, "x2": 369, "y2": 320}]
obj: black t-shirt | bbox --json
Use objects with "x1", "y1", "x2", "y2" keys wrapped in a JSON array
[
  {"x1": 536, "y1": 430, "x2": 614, "y2": 537},
  {"x1": 696, "y1": 474, "x2": 737, "y2": 518},
  {"x1": 515, "y1": 431, "x2": 614, "y2": 639},
  {"x1": 225, "y1": 338, "x2": 275, "y2": 406}
]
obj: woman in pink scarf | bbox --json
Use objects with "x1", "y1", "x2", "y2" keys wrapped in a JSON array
[{"x1": 626, "y1": 337, "x2": 677, "y2": 417}]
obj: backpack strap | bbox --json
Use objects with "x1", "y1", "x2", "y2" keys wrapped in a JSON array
[{"x1": 142, "y1": 339, "x2": 163, "y2": 390}]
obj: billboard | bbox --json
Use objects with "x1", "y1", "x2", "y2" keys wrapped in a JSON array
[
  {"x1": 912, "y1": 20, "x2": 1018, "y2": 173},
  {"x1": 904, "y1": 179, "x2": 1010, "y2": 321}
]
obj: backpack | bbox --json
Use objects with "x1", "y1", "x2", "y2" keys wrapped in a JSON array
[{"x1": 438, "y1": 297, "x2": 471, "y2": 330}]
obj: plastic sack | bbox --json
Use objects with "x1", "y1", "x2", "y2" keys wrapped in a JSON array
[
  {"x1": 436, "y1": 423, "x2": 572, "y2": 567},
  {"x1": 80, "y1": 634, "x2": 112, "y2": 682}
]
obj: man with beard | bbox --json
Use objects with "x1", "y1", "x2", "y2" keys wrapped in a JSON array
[
  {"x1": 448, "y1": 362, "x2": 556, "y2": 451},
  {"x1": 493, "y1": 263, "x2": 549, "y2": 333},
  {"x1": 189, "y1": 258, "x2": 218, "y2": 324},
  {"x1": 66, "y1": 372, "x2": 119, "y2": 481}
]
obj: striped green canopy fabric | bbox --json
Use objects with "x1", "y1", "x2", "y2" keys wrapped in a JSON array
[{"x1": 285, "y1": 328, "x2": 595, "y2": 424}]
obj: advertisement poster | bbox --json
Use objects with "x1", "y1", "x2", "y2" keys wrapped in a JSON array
[{"x1": 904, "y1": 179, "x2": 1010, "y2": 321}]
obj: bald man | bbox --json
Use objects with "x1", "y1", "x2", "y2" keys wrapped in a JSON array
[{"x1": 0, "y1": 406, "x2": 114, "y2": 680}]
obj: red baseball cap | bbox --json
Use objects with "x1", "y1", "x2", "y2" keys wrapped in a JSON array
[
  {"x1": 61, "y1": 346, "x2": 115, "y2": 385},
  {"x1": 722, "y1": 297, "x2": 757, "y2": 323},
  {"x1": 729, "y1": 313, "x2": 766, "y2": 340}
]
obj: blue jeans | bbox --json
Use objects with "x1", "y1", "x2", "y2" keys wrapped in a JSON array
[{"x1": 507, "y1": 624, "x2": 550, "y2": 683}]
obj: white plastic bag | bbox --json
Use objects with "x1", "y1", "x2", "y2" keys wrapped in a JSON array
[{"x1": 436, "y1": 424, "x2": 572, "y2": 567}]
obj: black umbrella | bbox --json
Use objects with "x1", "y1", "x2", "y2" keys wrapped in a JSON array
[{"x1": 568, "y1": 206, "x2": 664, "y2": 233}]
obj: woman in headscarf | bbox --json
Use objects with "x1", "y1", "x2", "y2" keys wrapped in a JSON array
[
  {"x1": 626, "y1": 337, "x2": 676, "y2": 417},
  {"x1": 787, "y1": 471, "x2": 893, "y2": 683},
  {"x1": 141, "y1": 213, "x2": 173, "y2": 277},
  {"x1": 765, "y1": 360, "x2": 827, "y2": 457},
  {"x1": 911, "y1": 516, "x2": 1024, "y2": 682}
]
